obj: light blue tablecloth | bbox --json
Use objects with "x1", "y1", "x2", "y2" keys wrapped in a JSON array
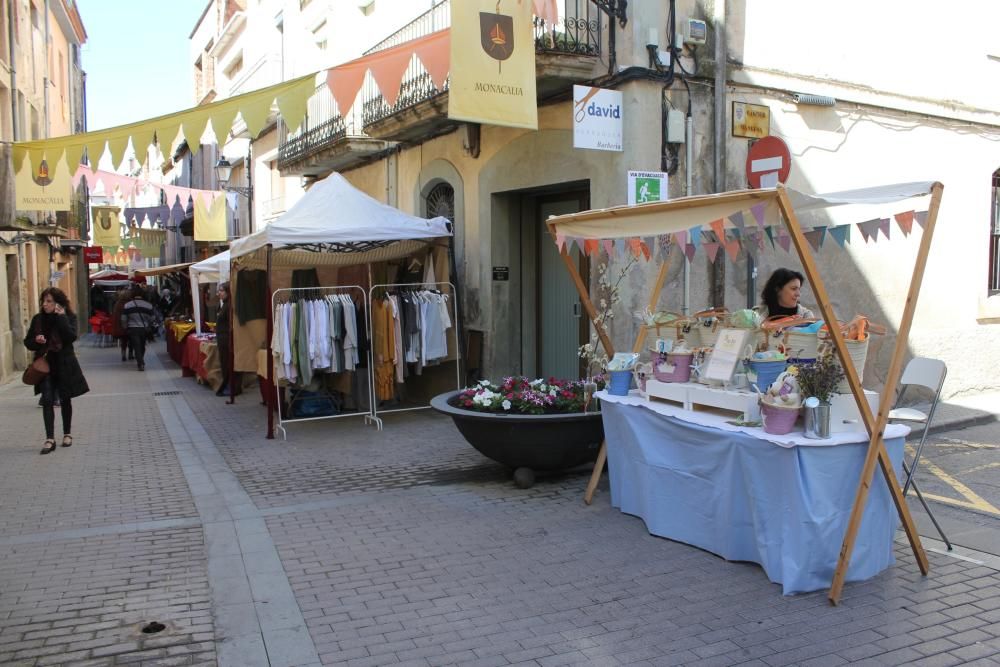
[{"x1": 601, "y1": 400, "x2": 905, "y2": 595}]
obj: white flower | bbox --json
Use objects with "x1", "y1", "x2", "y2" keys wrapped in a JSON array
[
  {"x1": 478, "y1": 379, "x2": 490, "y2": 387},
  {"x1": 502, "y1": 400, "x2": 511, "y2": 411},
  {"x1": 529, "y1": 378, "x2": 543, "y2": 387},
  {"x1": 549, "y1": 388, "x2": 558, "y2": 396}
]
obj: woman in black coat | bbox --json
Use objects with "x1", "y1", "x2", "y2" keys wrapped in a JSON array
[{"x1": 24, "y1": 287, "x2": 90, "y2": 455}]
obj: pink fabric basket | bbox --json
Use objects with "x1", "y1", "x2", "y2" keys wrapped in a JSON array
[
  {"x1": 760, "y1": 400, "x2": 800, "y2": 435},
  {"x1": 652, "y1": 353, "x2": 693, "y2": 383}
]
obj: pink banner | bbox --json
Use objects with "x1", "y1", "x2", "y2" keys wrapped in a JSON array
[
  {"x1": 703, "y1": 242, "x2": 720, "y2": 263},
  {"x1": 894, "y1": 210, "x2": 914, "y2": 237}
]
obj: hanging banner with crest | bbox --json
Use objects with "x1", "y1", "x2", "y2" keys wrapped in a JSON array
[
  {"x1": 14, "y1": 153, "x2": 72, "y2": 211},
  {"x1": 448, "y1": 0, "x2": 537, "y2": 130}
]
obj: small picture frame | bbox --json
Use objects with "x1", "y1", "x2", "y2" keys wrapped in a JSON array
[{"x1": 702, "y1": 328, "x2": 750, "y2": 383}]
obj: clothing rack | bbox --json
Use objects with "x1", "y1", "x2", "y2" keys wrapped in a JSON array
[
  {"x1": 367, "y1": 281, "x2": 461, "y2": 429},
  {"x1": 270, "y1": 285, "x2": 375, "y2": 440}
]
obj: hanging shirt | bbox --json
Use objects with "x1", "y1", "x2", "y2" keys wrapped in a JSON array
[
  {"x1": 342, "y1": 295, "x2": 359, "y2": 371},
  {"x1": 388, "y1": 295, "x2": 405, "y2": 383}
]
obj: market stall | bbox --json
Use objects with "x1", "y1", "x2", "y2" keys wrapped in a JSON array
[
  {"x1": 228, "y1": 173, "x2": 455, "y2": 439},
  {"x1": 546, "y1": 182, "x2": 943, "y2": 602}
]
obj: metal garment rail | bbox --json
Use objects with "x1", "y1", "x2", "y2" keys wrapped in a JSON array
[
  {"x1": 270, "y1": 285, "x2": 376, "y2": 440},
  {"x1": 367, "y1": 281, "x2": 461, "y2": 429}
]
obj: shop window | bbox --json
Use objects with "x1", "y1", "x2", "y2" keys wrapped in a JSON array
[{"x1": 990, "y1": 169, "x2": 1000, "y2": 294}]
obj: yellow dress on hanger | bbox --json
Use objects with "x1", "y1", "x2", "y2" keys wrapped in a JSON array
[{"x1": 372, "y1": 298, "x2": 396, "y2": 401}]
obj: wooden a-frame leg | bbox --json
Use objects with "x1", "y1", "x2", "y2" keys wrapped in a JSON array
[{"x1": 580, "y1": 254, "x2": 673, "y2": 505}]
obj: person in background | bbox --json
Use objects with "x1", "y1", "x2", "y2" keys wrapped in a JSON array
[
  {"x1": 159, "y1": 287, "x2": 176, "y2": 319},
  {"x1": 214, "y1": 283, "x2": 240, "y2": 396},
  {"x1": 24, "y1": 287, "x2": 90, "y2": 455},
  {"x1": 756, "y1": 268, "x2": 815, "y2": 319},
  {"x1": 121, "y1": 285, "x2": 156, "y2": 371},
  {"x1": 111, "y1": 287, "x2": 132, "y2": 362}
]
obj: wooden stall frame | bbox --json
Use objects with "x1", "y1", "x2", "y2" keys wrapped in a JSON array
[{"x1": 548, "y1": 183, "x2": 942, "y2": 604}]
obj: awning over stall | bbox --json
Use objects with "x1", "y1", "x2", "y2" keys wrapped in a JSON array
[{"x1": 134, "y1": 262, "x2": 194, "y2": 278}]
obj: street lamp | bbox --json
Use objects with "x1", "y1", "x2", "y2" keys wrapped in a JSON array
[{"x1": 214, "y1": 157, "x2": 252, "y2": 198}]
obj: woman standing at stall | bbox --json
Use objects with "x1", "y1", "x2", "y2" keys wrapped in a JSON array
[
  {"x1": 215, "y1": 283, "x2": 239, "y2": 396},
  {"x1": 24, "y1": 287, "x2": 90, "y2": 455},
  {"x1": 756, "y1": 268, "x2": 815, "y2": 319}
]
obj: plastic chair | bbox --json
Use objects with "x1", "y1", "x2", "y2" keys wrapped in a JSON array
[{"x1": 888, "y1": 357, "x2": 951, "y2": 550}]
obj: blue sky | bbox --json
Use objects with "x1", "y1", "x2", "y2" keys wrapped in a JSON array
[{"x1": 77, "y1": 0, "x2": 208, "y2": 131}]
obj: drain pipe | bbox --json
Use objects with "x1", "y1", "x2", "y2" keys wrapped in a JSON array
[
  {"x1": 683, "y1": 112, "x2": 693, "y2": 315},
  {"x1": 711, "y1": 0, "x2": 727, "y2": 308},
  {"x1": 8, "y1": 0, "x2": 17, "y2": 140}
]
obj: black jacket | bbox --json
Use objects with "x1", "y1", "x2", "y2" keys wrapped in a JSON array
[{"x1": 24, "y1": 312, "x2": 90, "y2": 399}]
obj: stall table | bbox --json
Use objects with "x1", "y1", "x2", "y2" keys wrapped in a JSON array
[
  {"x1": 179, "y1": 333, "x2": 221, "y2": 390},
  {"x1": 165, "y1": 320, "x2": 196, "y2": 365},
  {"x1": 597, "y1": 390, "x2": 910, "y2": 595}
]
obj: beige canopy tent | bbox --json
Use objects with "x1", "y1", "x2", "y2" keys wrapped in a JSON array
[
  {"x1": 546, "y1": 182, "x2": 943, "y2": 605},
  {"x1": 134, "y1": 261, "x2": 194, "y2": 278}
]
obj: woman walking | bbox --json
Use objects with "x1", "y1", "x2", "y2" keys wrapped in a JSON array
[{"x1": 24, "y1": 287, "x2": 90, "y2": 455}]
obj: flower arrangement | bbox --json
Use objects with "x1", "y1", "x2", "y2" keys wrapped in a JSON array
[
  {"x1": 454, "y1": 376, "x2": 607, "y2": 415},
  {"x1": 791, "y1": 354, "x2": 845, "y2": 404},
  {"x1": 578, "y1": 256, "x2": 638, "y2": 377}
]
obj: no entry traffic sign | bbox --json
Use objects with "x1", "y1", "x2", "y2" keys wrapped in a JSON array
[{"x1": 746, "y1": 136, "x2": 791, "y2": 189}]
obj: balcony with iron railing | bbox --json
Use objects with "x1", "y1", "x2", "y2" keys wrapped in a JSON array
[{"x1": 277, "y1": 0, "x2": 602, "y2": 173}]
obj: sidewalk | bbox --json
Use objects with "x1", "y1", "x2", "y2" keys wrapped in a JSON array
[{"x1": 0, "y1": 341, "x2": 998, "y2": 666}]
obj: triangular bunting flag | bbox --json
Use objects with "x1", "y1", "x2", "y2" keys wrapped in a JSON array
[
  {"x1": 368, "y1": 46, "x2": 414, "y2": 108},
  {"x1": 724, "y1": 239, "x2": 741, "y2": 262},
  {"x1": 533, "y1": 0, "x2": 559, "y2": 25},
  {"x1": 183, "y1": 110, "x2": 211, "y2": 155},
  {"x1": 156, "y1": 124, "x2": 180, "y2": 158},
  {"x1": 64, "y1": 143, "x2": 86, "y2": 174},
  {"x1": 728, "y1": 210, "x2": 745, "y2": 230},
  {"x1": 750, "y1": 203, "x2": 766, "y2": 227},
  {"x1": 704, "y1": 242, "x2": 721, "y2": 263},
  {"x1": 106, "y1": 134, "x2": 130, "y2": 170},
  {"x1": 914, "y1": 210, "x2": 928, "y2": 229},
  {"x1": 11, "y1": 145, "x2": 28, "y2": 172},
  {"x1": 239, "y1": 97, "x2": 271, "y2": 139},
  {"x1": 684, "y1": 244, "x2": 697, "y2": 262},
  {"x1": 584, "y1": 239, "x2": 599, "y2": 256},
  {"x1": 828, "y1": 224, "x2": 850, "y2": 248},
  {"x1": 709, "y1": 218, "x2": 726, "y2": 241},
  {"x1": 763, "y1": 226, "x2": 775, "y2": 248},
  {"x1": 640, "y1": 241, "x2": 652, "y2": 261},
  {"x1": 628, "y1": 237, "x2": 642, "y2": 257},
  {"x1": 276, "y1": 76, "x2": 314, "y2": 134},
  {"x1": 86, "y1": 139, "x2": 107, "y2": 168},
  {"x1": 601, "y1": 239, "x2": 614, "y2": 256},
  {"x1": 131, "y1": 128, "x2": 155, "y2": 164},
  {"x1": 776, "y1": 228, "x2": 791, "y2": 253},
  {"x1": 326, "y1": 62, "x2": 368, "y2": 115},
  {"x1": 894, "y1": 210, "x2": 914, "y2": 237},
  {"x1": 689, "y1": 225, "x2": 702, "y2": 252},
  {"x1": 877, "y1": 218, "x2": 891, "y2": 241},
  {"x1": 555, "y1": 233, "x2": 565, "y2": 251},
  {"x1": 803, "y1": 227, "x2": 827, "y2": 252},
  {"x1": 210, "y1": 106, "x2": 238, "y2": 146},
  {"x1": 412, "y1": 30, "x2": 450, "y2": 91},
  {"x1": 673, "y1": 230, "x2": 688, "y2": 247},
  {"x1": 857, "y1": 219, "x2": 879, "y2": 243}
]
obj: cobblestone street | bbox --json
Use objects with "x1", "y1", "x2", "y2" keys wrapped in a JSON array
[{"x1": 1, "y1": 342, "x2": 1000, "y2": 666}]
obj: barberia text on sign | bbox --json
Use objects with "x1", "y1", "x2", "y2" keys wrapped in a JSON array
[{"x1": 474, "y1": 82, "x2": 524, "y2": 96}]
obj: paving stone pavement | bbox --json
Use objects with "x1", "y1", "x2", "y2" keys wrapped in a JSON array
[{"x1": 0, "y1": 339, "x2": 999, "y2": 666}]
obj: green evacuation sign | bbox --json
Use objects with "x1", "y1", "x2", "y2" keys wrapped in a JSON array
[{"x1": 628, "y1": 171, "x2": 668, "y2": 205}]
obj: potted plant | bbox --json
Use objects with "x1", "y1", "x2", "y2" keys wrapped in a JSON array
[
  {"x1": 792, "y1": 354, "x2": 845, "y2": 439},
  {"x1": 431, "y1": 375, "x2": 606, "y2": 488}
]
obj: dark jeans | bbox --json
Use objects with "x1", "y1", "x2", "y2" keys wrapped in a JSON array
[
  {"x1": 217, "y1": 337, "x2": 239, "y2": 393},
  {"x1": 119, "y1": 335, "x2": 133, "y2": 359},
  {"x1": 39, "y1": 377, "x2": 72, "y2": 439},
  {"x1": 127, "y1": 328, "x2": 147, "y2": 368}
]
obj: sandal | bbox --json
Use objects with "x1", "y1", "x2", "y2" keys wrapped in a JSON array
[
  {"x1": 40, "y1": 440, "x2": 56, "y2": 455},
  {"x1": 61, "y1": 435, "x2": 73, "y2": 448}
]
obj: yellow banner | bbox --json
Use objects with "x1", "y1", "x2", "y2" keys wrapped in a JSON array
[
  {"x1": 448, "y1": 0, "x2": 537, "y2": 130},
  {"x1": 91, "y1": 206, "x2": 122, "y2": 248},
  {"x1": 14, "y1": 152, "x2": 72, "y2": 211},
  {"x1": 194, "y1": 195, "x2": 227, "y2": 242}
]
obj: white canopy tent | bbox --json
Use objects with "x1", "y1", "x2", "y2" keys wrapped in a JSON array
[
  {"x1": 229, "y1": 172, "x2": 452, "y2": 262},
  {"x1": 189, "y1": 250, "x2": 231, "y2": 334}
]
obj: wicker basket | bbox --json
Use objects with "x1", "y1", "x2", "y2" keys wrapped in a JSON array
[
  {"x1": 759, "y1": 315, "x2": 817, "y2": 355},
  {"x1": 645, "y1": 318, "x2": 701, "y2": 350},
  {"x1": 834, "y1": 335, "x2": 869, "y2": 393},
  {"x1": 693, "y1": 308, "x2": 728, "y2": 348},
  {"x1": 760, "y1": 399, "x2": 801, "y2": 435}
]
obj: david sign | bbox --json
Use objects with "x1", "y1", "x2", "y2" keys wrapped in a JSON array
[{"x1": 573, "y1": 85, "x2": 623, "y2": 152}]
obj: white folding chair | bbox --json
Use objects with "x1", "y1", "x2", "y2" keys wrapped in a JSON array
[{"x1": 888, "y1": 357, "x2": 951, "y2": 550}]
